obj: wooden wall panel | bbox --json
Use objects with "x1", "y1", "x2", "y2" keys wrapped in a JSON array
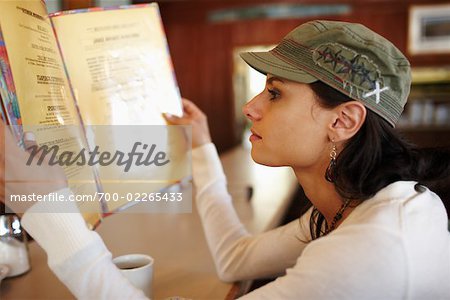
[
  {"x1": 62, "y1": 0, "x2": 94, "y2": 10},
  {"x1": 145, "y1": 0, "x2": 450, "y2": 152},
  {"x1": 162, "y1": 21, "x2": 236, "y2": 151}
]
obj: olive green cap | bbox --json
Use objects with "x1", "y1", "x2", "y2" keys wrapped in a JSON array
[{"x1": 240, "y1": 20, "x2": 411, "y2": 126}]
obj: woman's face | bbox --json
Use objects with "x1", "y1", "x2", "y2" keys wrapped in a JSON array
[{"x1": 243, "y1": 75, "x2": 333, "y2": 172}]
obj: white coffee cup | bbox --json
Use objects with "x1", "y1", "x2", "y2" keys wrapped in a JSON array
[
  {"x1": 113, "y1": 254, "x2": 154, "y2": 298},
  {"x1": 0, "y1": 215, "x2": 30, "y2": 277}
]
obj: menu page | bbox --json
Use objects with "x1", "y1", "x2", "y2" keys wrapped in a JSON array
[
  {"x1": 51, "y1": 5, "x2": 189, "y2": 213},
  {"x1": 0, "y1": 0, "x2": 76, "y2": 126},
  {"x1": 51, "y1": 4, "x2": 183, "y2": 126},
  {"x1": 0, "y1": 0, "x2": 102, "y2": 225}
]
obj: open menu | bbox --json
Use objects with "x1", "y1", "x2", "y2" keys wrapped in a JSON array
[{"x1": 0, "y1": 1, "x2": 190, "y2": 227}]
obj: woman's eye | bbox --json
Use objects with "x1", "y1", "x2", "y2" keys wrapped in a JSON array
[{"x1": 267, "y1": 88, "x2": 280, "y2": 101}]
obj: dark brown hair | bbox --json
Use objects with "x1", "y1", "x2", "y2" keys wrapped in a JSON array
[{"x1": 307, "y1": 81, "x2": 450, "y2": 239}]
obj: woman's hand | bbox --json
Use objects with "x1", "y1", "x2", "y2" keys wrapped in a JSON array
[
  {"x1": 164, "y1": 98, "x2": 212, "y2": 149},
  {"x1": 1, "y1": 122, "x2": 68, "y2": 214}
]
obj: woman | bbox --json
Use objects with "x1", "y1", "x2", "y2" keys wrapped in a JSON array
[{"x1": 6, "y1": 20, "x2": 450, "y2": 299}]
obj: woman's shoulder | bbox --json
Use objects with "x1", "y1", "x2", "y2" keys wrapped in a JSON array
[{"x1": 340, "y1": 181, "x2": 448, "y2": 236}]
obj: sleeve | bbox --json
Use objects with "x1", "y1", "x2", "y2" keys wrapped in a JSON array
[
  {"x1": 21, "y1": 188, "x2": 148, "y2": 300},
  {"x1": 192, "y1": 143, "x2": 310, "y2": 282},
  {"x1": 237, "y1": 226, "x2": 407, "y2": 299}
]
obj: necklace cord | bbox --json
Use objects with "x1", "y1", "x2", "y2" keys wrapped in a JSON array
[{"x1": 325, "y1": 198, "x2": 352, "y2": 234}]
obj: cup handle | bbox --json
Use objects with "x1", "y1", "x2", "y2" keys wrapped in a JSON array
[{"x1": 0, "y1": 264, "x2": 10, "y2": 283}]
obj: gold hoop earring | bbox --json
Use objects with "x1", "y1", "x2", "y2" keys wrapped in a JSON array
[{"x1": 325, "y1": 141, "x2": 337, "y2": 182}]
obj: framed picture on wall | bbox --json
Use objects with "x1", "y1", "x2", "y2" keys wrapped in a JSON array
[{"x1": 408, "y1": 4, "x2": 450, "y2": 55}]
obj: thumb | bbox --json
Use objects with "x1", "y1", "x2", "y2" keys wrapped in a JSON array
[
  {"x1": 163, "y1": 113, "x2": 187, "y2": 125},
  {"x1": 162, "y1": 112, "x2": 175, "y2": 119},
  {"x1": 163, "y1": 112, "x2": 175, "y2": 123}
]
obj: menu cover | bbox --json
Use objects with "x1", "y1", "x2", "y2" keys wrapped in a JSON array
[{"x1": 0, "y1": 0, "x2": 189, "y2": 227}]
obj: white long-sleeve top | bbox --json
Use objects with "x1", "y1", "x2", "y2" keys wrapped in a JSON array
[{"x1": 22, "y1": 143, "x2": 450, "y2": 299}]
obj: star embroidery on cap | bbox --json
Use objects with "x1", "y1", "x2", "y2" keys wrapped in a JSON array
[
  {"x1": 358, "y1": 64, "x2": 373, "y2": 87},
  {"x1": 362, "y1": 81, "x2": 389, "y2": 104},
  {"x1": 316, "y1": 46, "x2": 378, "y2": 89},
  {"x1": 320, "y1": 47, "x2": 337, "y2": 66}
]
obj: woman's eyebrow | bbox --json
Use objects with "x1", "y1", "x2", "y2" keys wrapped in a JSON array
[{"x1": 266, "y1": 76, "x2": 284, "y2": 85}]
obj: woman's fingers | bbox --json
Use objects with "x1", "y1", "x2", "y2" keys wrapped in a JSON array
[
  {"x1": 182, "y1": 99, "x2": 193, "y2": 114},
  {"x1": 164, "y1": 99, "x2": 203, "y2": 125},
  {"x1": 181, "y1": 98, "x2": 202, "y2": 116},
  {"x1": 23, "y1": 132, "x2": 38, "y2": 151},
  {"x1": 163, "y1": 98, "x2": 211, "y2": 148},
  {"x1": 163, "y1": 112, "x2": 187, "y2": 125}
]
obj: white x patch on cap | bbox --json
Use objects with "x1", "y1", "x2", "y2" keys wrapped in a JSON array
[{"x1": 363, "y1": 81, "x2": 389, "y2": 104}]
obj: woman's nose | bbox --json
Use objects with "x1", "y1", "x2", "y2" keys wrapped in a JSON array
[{"x1": 242, "y1": 95, "x2": 262, "y2": 122}]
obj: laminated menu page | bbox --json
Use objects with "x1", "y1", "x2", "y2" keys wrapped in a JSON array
[{"x1": 0, "y1": 0, "x2": 190, "y2": 227}]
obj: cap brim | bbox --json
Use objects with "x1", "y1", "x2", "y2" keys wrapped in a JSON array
[{"x1": 240, "y1": 51, "x2": 318, "y2": 84}]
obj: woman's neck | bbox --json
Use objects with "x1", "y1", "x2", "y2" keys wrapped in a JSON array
[{"x1": 293, "y1": 166, "x2": 351, "y2": 227}]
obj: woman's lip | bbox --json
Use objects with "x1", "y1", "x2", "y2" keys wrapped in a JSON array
[
  {"x1": 249, "y1": 133, "x2": 262, "y2": 142},
  {"x1": 250, "y1": 129, "x2": 262, "y2": 139}
]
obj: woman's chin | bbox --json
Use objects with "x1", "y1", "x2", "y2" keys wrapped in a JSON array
[{"x1": 250, "y1": 150, "x2": 281, "y2": 167}]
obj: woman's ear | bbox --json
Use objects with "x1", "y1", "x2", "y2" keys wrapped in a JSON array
[{"x1": 328, "y1": 101, "x2": 366, "y2": 142}]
